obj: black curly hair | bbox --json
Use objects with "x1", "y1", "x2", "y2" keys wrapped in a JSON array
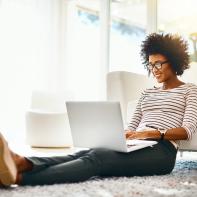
[{"x1": 140, "y1": 33, "x2": 190, "y2": 76}]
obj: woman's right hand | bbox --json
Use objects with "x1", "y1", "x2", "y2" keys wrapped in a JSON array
[
  {"x1": 125, "y1": 130, "x2": 151, "y2": 140},
  {"x1": 125, "y1": 130, "x2": 136, "y2": 139}
]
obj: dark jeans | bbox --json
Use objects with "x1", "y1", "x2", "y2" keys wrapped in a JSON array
[{"x1": 21, "y1": 140, "x2": 177, "y2": 185}]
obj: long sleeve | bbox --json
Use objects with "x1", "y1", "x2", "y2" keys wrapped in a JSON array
[
  {"x1": 126, "y1": 83, "x2": 197, "y2": 139},
  {"x1": 181, "y1": 84, "x2": 197, "y2": 140},
  {"x1": 126, "y1": 92, "x2": 144, "y2": 131}
]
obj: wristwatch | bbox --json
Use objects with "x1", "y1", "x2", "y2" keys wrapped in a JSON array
[{"x1": 158, "y1": 128, "x2": 168, "y2": 140}]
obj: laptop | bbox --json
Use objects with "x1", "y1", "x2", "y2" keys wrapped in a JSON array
[{"x1": 66, "y1": 101, "x2": 158, "y2": 152}]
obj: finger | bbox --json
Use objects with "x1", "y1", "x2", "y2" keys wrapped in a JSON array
[{"x1": 126, "y1": 133, "x2": 133, "y2": 138}]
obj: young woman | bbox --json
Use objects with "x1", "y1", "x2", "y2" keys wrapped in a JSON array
[{"x1": 1, "y1": 33, "x2": 197, "y2": 186}]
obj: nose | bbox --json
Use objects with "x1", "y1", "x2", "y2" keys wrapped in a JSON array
[
  {"x1": 152, "y1": 68, "x2": 161, "y2": 76},
  {"x1": 152, "y1": 66, "x2": 159, "y2": 74}
]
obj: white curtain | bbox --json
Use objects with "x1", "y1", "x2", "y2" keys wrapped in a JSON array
[
  {"x1": 0, "y1": 0, "x2": 65, "y2": 142},
  {"x1": 0, "y1": 0, "x2": 110, "y2": 143}
]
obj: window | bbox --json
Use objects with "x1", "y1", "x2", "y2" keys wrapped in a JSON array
[
  {"x1": 110, "y1": 0, "x2": 147, "y2": 74},
  {"x1": 65, "y1": 0, "x2": 102, "y2": 100},
  {"x1": 158, "y1": 0, "x2": 197, "y2": 62},
  {"x1": 65, "y1": 0, "x2": 149, "y2": 101}
]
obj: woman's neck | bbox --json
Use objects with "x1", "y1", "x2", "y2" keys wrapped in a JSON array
[{"x1": 162, "y1": 78, "x2": 185, "y2": 90}]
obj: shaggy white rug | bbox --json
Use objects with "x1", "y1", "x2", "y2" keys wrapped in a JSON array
[{"x1": 0, "y1": 158, "x2": 197, "y2": 197}]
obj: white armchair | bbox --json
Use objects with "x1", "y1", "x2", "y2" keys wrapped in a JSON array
[
  {"x1": 107, "y1": 71, "x2": 155, "y2": 124},
  {"x1": 107, "y1": 70, "x2": 197, "y2": 151},
  {"x1": 25, "y1": 90, "x2": 73, "y2": 147}
]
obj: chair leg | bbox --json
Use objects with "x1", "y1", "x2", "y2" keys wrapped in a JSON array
[{"x1": 179, "y1": 151, "x2": 183, "y2": 157}]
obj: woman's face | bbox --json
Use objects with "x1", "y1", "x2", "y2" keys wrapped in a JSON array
[{"x1": 148, "y1": 54, "x2": 176, "y2": 83}]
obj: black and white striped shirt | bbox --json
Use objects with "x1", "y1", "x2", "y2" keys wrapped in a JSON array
[{"x1": 127, "y1": 83, "x2": 197, "y2": 140}]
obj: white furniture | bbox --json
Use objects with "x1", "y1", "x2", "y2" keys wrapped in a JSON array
[
  {"x1": 107, "y1": 71, "x2": 154, "y2": 124},
  {"x1": 107, "y1": 69, "x2": 197, "y2": 151},
  {"x1": 26, "y1": 90, "x2": 73, "y2": 147}
]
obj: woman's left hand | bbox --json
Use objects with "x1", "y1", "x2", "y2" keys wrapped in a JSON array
[
  {"x1": 125, "y1": 130, "x2": 147, "y2": 140},
  {"x1": 126, "y1": 129, "x2": 162, "y2": 140}
]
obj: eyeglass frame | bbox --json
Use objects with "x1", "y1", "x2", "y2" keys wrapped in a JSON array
[{"x1": 147, "y1": 60, "x2": 169, "y2": 71}]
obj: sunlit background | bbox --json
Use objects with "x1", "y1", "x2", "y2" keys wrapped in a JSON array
[{"x1": 0, "y1": 0, "x2": 197, "y2": 142}]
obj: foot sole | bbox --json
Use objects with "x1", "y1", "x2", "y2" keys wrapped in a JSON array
[{"x1": 0, "y1": 133, "x2": 17, "y2": 186}]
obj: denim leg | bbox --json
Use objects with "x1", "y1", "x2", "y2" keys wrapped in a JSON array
[
  {"x1": 96, "y1": 140, "x2": 177, "y2": 177},
  {"x1": 21, "y1": 149, "x2": 102, "y2": 185},
  {"x1": 21, "y1": 140, "x2": 177, "y2": 186},
  {"x1": 25, "y1": 149, "x2": 90, "y2": 173}
]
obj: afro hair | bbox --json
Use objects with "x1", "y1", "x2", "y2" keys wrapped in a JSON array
[{"x1": 140, "y1": 33, "x2": 190, "y2": 76}]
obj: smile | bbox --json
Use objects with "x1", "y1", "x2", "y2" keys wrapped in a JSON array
[{"x1": 154, "y1": 74, "x2": 162, "y2": 78}]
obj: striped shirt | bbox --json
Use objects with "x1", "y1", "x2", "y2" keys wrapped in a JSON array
[{"x1": 127, "y1": 83, "x2": 197, "y2": 141}]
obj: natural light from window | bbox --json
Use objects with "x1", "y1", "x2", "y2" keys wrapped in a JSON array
[
  {"x1": 65, "y1": 0, "x2": 101, "y2": 100},
  {"x1": 1, "y1": 0, "x2": 197, "y2": 143},
  {"x1": 110, "y1": 0, "x2": 147, "y2": 74},
  {"x1": 158, "y1": 0, "x2": 197, "y2": 62}
]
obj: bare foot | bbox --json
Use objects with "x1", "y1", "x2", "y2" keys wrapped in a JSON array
[
  {"x1": 0, "y1": 133, "x2": 32, "y2": 186},
  {"x1": 11, "y1": 151, "x2": 33, "y2": 173}
]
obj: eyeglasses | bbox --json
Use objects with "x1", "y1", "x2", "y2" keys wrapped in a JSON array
[{"x1": 147, "y1": 60, "x2": 169, "y2": 70}]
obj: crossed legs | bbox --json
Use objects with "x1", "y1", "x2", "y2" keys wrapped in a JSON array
[{"x1": 0, "y1": 132, "x2": 177, "y2": 186}]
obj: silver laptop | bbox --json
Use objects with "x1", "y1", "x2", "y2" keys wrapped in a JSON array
[{"x1": 66, "y1": 101, "x2": 157, "y2": 152}]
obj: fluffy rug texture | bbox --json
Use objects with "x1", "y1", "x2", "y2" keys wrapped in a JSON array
[{"x1": 0, "y1": 158, "x2": 197, "y2": 197}]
